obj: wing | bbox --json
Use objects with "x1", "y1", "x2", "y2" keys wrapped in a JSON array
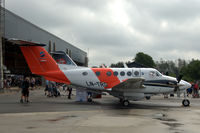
[{"x1": 112, "y1": 77, "x2": 145, "y2": 91}]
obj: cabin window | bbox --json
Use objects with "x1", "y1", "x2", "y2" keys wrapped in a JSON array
[
  {"x1": 134, "y1": 71, "x2": 139, "y2": 76},
  {"x1": 120, "y1": 71, "x2": 125, "y2": 76},
  {"x1": 142, "y1": 72, "x2": 144, "y2": 75},
  {"x1": 127, "y1": 71, "x2": 132, "y2": 76},
  {"x1": 82, "y1": 72, "x2": 88, "y2": 76},
  {"x1": 95, "y1": 71, "x2": 100, "y2": 76},
  {"x1": 106, "y1": 71, "x2": 112, "y2": 76},
  {"x1": 113, "y1": 71, "x2": 118, "y2": 76}
]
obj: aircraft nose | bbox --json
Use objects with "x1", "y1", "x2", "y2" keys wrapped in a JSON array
[
  {"x1": 185, "y1": 81, "x2": 192, "y2": 89},
  {"x1": 180, "y1": 80, "x2": 191, "y2": 90}
]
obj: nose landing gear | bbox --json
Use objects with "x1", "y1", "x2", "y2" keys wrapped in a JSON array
[
  {"x1": 182, "y1": 91, "x2": 190, "y2": 107},
  {"x1": 182, "y1": 99, "x2": 190, "y2": 107}
]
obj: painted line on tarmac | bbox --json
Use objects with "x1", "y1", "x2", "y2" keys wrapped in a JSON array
[{"x1": 0, "y1": 110, "x2": 102, "y2": 117}]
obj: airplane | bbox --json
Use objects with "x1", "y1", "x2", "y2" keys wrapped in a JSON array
[{"x1": 10, "y1": 39, "x2": 192, "y2": 107}]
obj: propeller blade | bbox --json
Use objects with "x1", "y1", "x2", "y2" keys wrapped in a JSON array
[
  {"x1": 176, "y1": 75, "x2": 183, "y2": 83},
  {"x1": 174, "y1": 74, "x2": 183, "y2": 97}
]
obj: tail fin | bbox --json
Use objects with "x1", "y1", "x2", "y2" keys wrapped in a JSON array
[{"x1": 10, "y1": 39, "x2": 71, "y2": 84}]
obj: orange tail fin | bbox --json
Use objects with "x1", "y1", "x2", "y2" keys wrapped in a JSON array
[
  {"x1": 10, "y1": 39, "x2": 71, "y2": 84},
  {"x1": 20, "y1": 46, "x2": 58, "y2": 74}
]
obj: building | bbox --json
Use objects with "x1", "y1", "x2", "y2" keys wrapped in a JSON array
[
  {"x1": 0, "y1": 8, "x2": 88, "y2": 88},
  {"x1": 3, "y1": 8, "x2": 87, "y2": 74}
]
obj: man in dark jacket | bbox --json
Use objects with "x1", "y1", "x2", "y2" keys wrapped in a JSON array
[
  {"x1": 20, "y1": 77, "x2": 30, "y2": 103},
  {"x1": 67, "y1": 87, "x2": 72, "y2": 99}
]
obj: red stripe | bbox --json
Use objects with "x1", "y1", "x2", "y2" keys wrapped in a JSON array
[{"x1": 91, "y1": 68, "x2": 120, "y2": 89}]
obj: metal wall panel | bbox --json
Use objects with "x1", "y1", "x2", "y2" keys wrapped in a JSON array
[{"x1": 4, "y1": 9, "x2": 87, "y2": 65}]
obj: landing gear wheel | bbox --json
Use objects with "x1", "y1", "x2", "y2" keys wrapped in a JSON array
[
  {"x1": 119, "y1": 98, "x2": 123, "y2": 103},
  {"x1": 182, "y1": 99, "x2": 190, "y2": 107},
  {"x1": 145, "y1": 96, "x2": 151, "y2": 100},
  {"x1": 88, "y1": 98, "x2": 93, "y2": 102},
  {"x1": 123, "y1": 100, "x2": 130, "y2": 107}
]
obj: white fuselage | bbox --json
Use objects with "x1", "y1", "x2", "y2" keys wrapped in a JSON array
[{"x1": 60, "y1": 66, "x2": 191, "y2": 100}]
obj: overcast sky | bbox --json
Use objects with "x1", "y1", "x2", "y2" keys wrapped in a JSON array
[{"x1": 6, "y1": 0, "x2": 200, "y2": 66}]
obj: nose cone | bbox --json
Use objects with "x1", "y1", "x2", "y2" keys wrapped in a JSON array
[{"x1": 179, "y1": 80, "x2": 191, "y2": 90}]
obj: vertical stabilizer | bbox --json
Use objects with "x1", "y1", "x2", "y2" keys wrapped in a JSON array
[{"x1": 10, "y1": 39, "x2": 71, "y2": 84}]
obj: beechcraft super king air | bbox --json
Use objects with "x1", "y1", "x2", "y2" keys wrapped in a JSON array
[{"x1": 10, "y1": 39, "x2": 191, "y2": 107}]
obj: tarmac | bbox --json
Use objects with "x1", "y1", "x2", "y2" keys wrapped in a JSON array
[{"x1": 0, "y1": 87, "x2": 200, "y2": 133}]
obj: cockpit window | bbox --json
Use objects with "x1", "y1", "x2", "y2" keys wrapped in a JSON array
[
  {"x1": 149, "y1": 71, "x2": 155, "y2": 77},
  {"x1": 149, "y1": 71, "x2": 162, "y2": 77},
  {"x1": 156, "y1": 71, "x2": 162, "y2": 76}
]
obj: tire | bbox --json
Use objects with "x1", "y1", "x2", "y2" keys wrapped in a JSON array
[
  {"x1": 145, "y1": 96, "x2": 151, "y2": 100},
  {"x1": 123, "y1": 100, "x2": 130, "y2": 106},
  {"x1": 182, "y1": 99, "x2": 190, "y2": 107},
  {"x1": 119, "y1": 98, "x2": 123, "y2": 103},
  {"x1": 88, "y1": 98, "x2": 93, "y2": 102}
]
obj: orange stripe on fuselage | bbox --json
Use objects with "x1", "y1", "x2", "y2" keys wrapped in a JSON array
[{"x1": 91, "y1": 68, "x2": 121, "y2": 89}]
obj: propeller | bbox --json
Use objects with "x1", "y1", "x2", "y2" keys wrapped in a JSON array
[
  {"x1": 177, "y1": 75, "x2": 183, "y2": 83},
  {"x1": 174, "y1": 75, "x2": 183, "y2": 97}
]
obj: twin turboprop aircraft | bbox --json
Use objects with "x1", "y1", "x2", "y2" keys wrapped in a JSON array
[{"x1": 10, "y1": 39, "x2": 191, "y2": 107}]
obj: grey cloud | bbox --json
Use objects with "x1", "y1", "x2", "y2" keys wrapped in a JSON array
[
  {"x1": 6, "y1": 0, "x2": 200, "y2": 66},
  {"x1": 129, "y1": 0, "x2": 200, "y2": 21}
]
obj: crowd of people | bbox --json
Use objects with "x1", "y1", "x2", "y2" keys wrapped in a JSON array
[
  {"x1": 44, "y1": 80, "x2": 60, "y2": 97},
  {"x1": 3, "y1": 75, "x2": 41, "y2": 89},
  {"x1": 2, "y1": 75, "x2": 41, "y2": 103},
  {"x1": 187, "y1": 81, "x2": 199, "y2": 98},
  {"x1": 18, "y1": 76, "x2": 73, "y2": 103},
  {"x1": 44, "y1": 80, "x2": 72, "y2": 99}
]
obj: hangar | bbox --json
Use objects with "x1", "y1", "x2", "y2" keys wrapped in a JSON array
[{"x1": 0, "y1": 8, "x2": 88, "y2": 88}]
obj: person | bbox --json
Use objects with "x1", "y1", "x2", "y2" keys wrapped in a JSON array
[
  {"x1": 87, "y1": 91, "x2": 93, "y2": 102},
  {"x1": 193, "y1": 81, "x2": 199, "y2": 98},
  {"x1": 47, "y1": 81, "x2": 54, "y2": 97},
  {"x1": 187, "y1": 87, "x2": 192, "y2": 97},
  {"x1": 44, "y1": 80, "x2": 49, "y2": 96},
  {"x1": 3, "y1": 79, "x2": 7, "y2": 89},
  {"x1": 20, "y1": 77, "x2": 30, "y2": 103},
  {"x1": 6, "y1": 77, "x2": 11, "y2": 89},
  {"x1": 30, "y1": 77, "x2": 35, "y2": 90},
  {"x1": 67, "y1": 87, "x2": 72, "y2": 99},
  {"x1": 52, "y1": 82, "x2": 60, "y2": 97}
]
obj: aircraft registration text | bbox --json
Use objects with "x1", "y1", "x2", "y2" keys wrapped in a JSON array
[{"x1": 86, "y1": 81, "x2": 107, "y2": 88}]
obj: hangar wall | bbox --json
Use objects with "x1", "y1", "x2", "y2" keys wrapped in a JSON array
[{"x1": 4, "y1": 9, "x2": 87, "y2": 66}]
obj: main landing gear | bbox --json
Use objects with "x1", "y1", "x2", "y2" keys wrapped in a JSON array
[
  {"x1": 182, "y1": 92, "x2": 190, "y2": 107},
  {"x1": 123, "y1": 100, "x2": 130, "y2": 106},
  {"x1": 120, "y1": 99, "x2": 130, "y2": 106}
]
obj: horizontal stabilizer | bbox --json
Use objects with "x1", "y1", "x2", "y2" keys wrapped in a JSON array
[{"x1": 9, "y1": 38, "x2": 46, "y2": 46}]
